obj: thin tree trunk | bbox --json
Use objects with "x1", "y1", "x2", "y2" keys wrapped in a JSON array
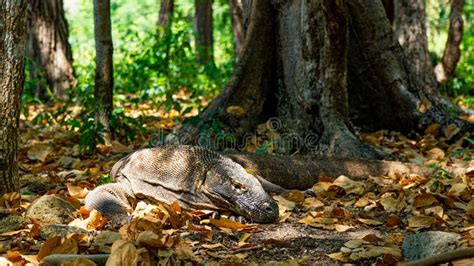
[
  {"x1": 393, "y1": 0, "x2": 437, "y2": 93},
  {"x1": 434, "y1": 0, "x2": 464, "y2": 84},
  {"x1": 229, "y1": 0, "x2": 244, "y2": 59},
  {"x1": 27, "y1": 0, "x2": 76, "y2": 100},
  {"x1": 194, "y1": 0, "x2": 214, "y2": 65},
  {"x1": 93, "y1": 0, "x2": 114, "y2": 140},
  {"x1": 0, "y1": 0, "x2": 28, "y2": 194},
  {"x1": 157, "y1": 0, "x2": 174, "y2": 38}
]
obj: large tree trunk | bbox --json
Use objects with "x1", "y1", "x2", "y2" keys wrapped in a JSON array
[
  {"x1": 229, "y1": 0, "x2": 244, "y2": 59},
  {"x1": 157, "y1": 0, "x2": 174, "y2": 39},
  {"x1": 0, "y1": 0, "x2": 28, "y2": 194},
  {"x1": 27, "y1": 0, "x2": 76, "y2": 100},
  {"x1": 194, "y1": 0, "x2": 214, "y2": 65},
  {"x1": 171, "y1": 0, "x2": 473, "y2": 159},
  {"x1": 393, "y1": 0, "x2": 437, "y2": 94},
  {"x1": 434, "y1": 0, "x2": 464, "y2": 84},
  {"x1": 93, "y1": 0, "x2": 114, "y2": 140}
]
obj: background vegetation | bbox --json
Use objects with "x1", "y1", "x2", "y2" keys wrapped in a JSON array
[{"x1": 20, "y1": 0, "x2": 474, "y2": 151}]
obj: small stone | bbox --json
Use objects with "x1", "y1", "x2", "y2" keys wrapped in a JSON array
[
  {"x1": 0, "y1": 216, "x2": 27, "y2": 233},
  {"x1": 25, "y1": 195, "x2": 77, "y2": 224},
  {"x1": 40, "y1": 224, "x2": 89, "y2": 239},
  {"x1": 402, "y1": 231, "x2": 460, "y2": 260}
]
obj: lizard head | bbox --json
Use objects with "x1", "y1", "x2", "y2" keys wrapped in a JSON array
[{"x1": 202, "y1": 158, "x2": 279, "y2": 223}]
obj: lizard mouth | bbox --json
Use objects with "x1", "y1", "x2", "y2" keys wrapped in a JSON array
[{"x1": 203, "y1": 190, "x2": 279, "y2": 223}]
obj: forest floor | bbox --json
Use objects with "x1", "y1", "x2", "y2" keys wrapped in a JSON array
[{"x1": 1, "y1": 103, "x2": 474, "y2": 265}]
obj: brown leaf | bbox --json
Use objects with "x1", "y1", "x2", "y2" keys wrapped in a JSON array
[
  {"x1": 303, "y1": 197, "x2": 325, "y2": 210},
  {"x1": 5, "y1": 251, "x2": 23, "y2": 263},
  {"x1": 27, "y1": 142, "x2": 52, "y2": 162},
  {"x1": 380, "y1": 193, "x2": 406, "y2": 212},
  {"x1": 37, "y1": 236, "x2": 78, "y2": 262},
  {"x1": 175, "y1": 240, "x2": 196, "y2": 261},
  {"x1": 37, "y1": 236, "x2": 62, "y2": 261},
  {"x1": 67, "y1": 185, "x2": 89, "y2": 199},
  {"x1": 357, "y1": 218, "x2": 383, "y2": 226},
  {"x1": 426, "y1": 148, "x2": 445, "y2": 160},
  {"x1": 424, "y1": 123, "x2": 441, "y2": 135},
  {"x1": 385, "y1": 215, "x2": 403, "y2": 228},
  {"x1": 444, "y1": 124, "x2": 460, "y2": 140},
  {"x1": 408, "y1": 215, "x2": 436, "y2": 230},
  {"x1": 210, "y1": 218, "x2": 249, "y2": 230},
  {"x1": 106, "y1": 240, "x2": 138, "y2": 266},
  {"x1": 283, "y1": 191, "x2": 305, "y2": 203},
  {"x1": 362, "y1": 234, "x2": 382, "y2": 244},
  {"x1": 412, "y1": 193, "x2": 439, "y2": 209},
  {"x1": 466, "y1": 199, "x2": 474, "y2": 220},
  {"x1": 332, "y1": 176, "x2": 366, "y2": 195},
  {"x1": 334, "y1": 224, "x2": 353, "y2": 232},
  {"x1": 327, "y1": 252, "x2": 349, "y2": 262}
]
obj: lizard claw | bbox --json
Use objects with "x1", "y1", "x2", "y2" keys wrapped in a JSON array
[{"x1": 304, "y1": 189, "x2": 316, "y2": 198}]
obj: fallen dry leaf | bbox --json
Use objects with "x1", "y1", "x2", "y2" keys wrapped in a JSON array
[
  {"x1": 106, "y1": 240, "x2": 138, "y2": 266},
  {"x1": 408, "y1": 215, "x2": 436, "y2": 230},
  {"x1": 412, "y1": 193, "x2": 439, "y2": 209},
  {"x1": 209, "y1": 218, "x2": 250, "y2": 230},
  {"x1": 332, "y1": 176, "x2": 365, "y2": 195},
  {"x1": 67, "y1": 185, "x2": 89, "y2": 199},
  {"x1": 357, "y1": 218, "x2": 383, "y2": 226},
  {"x1": 27, "y1": 142, "x2": 52, "y2": 162}
]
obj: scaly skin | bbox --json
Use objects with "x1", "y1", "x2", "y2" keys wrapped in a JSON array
[{"x1": 85, "y1": 145, "x2": 279, "y2": 223}]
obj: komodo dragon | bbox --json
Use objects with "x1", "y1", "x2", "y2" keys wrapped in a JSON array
[{"x1": 85, "y1": 145, "x2": 281, "y2": 223}]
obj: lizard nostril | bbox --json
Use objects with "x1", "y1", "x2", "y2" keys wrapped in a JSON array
[{"x1": 263, "y1": 202, "x2": 274, "y2": 212}]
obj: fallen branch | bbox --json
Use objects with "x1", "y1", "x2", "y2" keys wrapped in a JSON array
[
  {"x1": 43, "y1": 254, "x2": 110, "y2": 266},
  {"x1": 402, "y1": 247, "x2": 474, "y2": 266}
]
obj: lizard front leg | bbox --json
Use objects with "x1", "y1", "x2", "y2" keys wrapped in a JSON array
[{"x1": 85, "y1": 182, "x2": 136, "y2": 224}]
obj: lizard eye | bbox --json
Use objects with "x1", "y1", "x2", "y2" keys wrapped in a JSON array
[{"x1": 231, "y1": 181, "x2": 247, "y2": 193}]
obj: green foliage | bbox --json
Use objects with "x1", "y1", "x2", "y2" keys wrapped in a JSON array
[
  {"x1": 97, "y1": 173, "x2": 114, "y2": 185},
  {"x1": 68, "y1": 118, "x2": 106, "y2": 154},
  {"x1": 31, "y1": 0, "x2": 236, "y2": 151},
  {"x1": 65, "y1": 0, "x2": 234, "y2": 112}
]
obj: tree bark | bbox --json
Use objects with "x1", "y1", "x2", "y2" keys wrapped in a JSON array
[
  {"x1": 229, "y1": 0, "x2": 244, "y2": 59},
  {"x1": 27, "y1": 0, "x2": 76, "y2": 100},
  {"x1": 434, "y1": 0, "x2": 464, "y2": 84},
  {"x1": 171, "y1": 0, "x2": 473, "y2": 159},
  {"x1": 194, "y1": 0, "x2": 214, "y2": 65},
  {"x1": 0, "y1": 0, "x2": 28, "y2": 194},
  {"x1": 393, "y1": 0, "x2": 437, "y2": 94},
  {"x1": 224, "y1": 152, "x2": 466, "y2": 190},
  {"x1": 157, "y1": 0, "x2": 174, "y2": 39},
  {"x1": 93, "y1": 0, "x2": 114, "y2": 139},
  {"x1": 381, "y1": 0, "x2": 394, "y2": 25}
]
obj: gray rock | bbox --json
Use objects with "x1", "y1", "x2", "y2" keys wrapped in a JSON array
[
  {"x1": 25, "y1": 195, "x2": 77, "y2": 224},
  {"x1": 40, "y1": 224, "x2": 89, "y2": 239},
  {"x1": 402, "y1": 231, "x2": 460, "y2": 260},
  {"x1": 0, "y1": 216, "x2": 27, "y2": 233}
]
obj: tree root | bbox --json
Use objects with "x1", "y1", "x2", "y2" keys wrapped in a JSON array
[{"x1": 224, "y1": 151, "x2": 466, "y2": 190}]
